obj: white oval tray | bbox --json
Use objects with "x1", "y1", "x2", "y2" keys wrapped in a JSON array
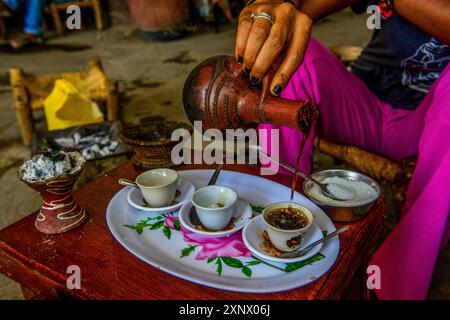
[{"x1": 106, "y1": 169, "x2": 340, "y2": 293}]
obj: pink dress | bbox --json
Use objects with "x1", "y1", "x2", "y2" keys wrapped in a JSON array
[{"x1": 259, "y1": 37, "x2": 450, "y2": 300}]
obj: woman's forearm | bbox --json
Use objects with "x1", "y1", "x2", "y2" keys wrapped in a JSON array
[
  {"x1": 291, "y1": 0, "x2": 450, "y2": 45},
  {"x1": 236, "y1": 0, "x2": 449, "y2": 96},
  {"x1": 394, "y1": 0, "x2": 450, "y2": 45}
]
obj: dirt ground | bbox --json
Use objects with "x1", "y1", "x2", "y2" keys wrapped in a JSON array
[{"x1": 0, "y1": 9, "x2": 448, "y2": 299}]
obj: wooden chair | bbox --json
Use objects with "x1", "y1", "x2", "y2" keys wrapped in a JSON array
[
  {"x1": 49, "y1": 0, "x2": 104, "y2": 37},
  {"x1": 314, "y1": 46, "x2": 417, "y2": 205},
  {"x1": 9, "y1": 58, "x2": 119, "y2": 147}
]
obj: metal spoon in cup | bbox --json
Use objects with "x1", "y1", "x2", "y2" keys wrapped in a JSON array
[
  {"x1": 257, "y1": 149, "x2": 354, "y2": 201},
  {"x1": 280, "y1": 226, "x2": 349, "y2": 258},
  {"x1": 118, "y1": 178, "x2": 138, "y2": 188},
  {"x1": 118, "y1": 169, "x2": 180, "y2": 208}
]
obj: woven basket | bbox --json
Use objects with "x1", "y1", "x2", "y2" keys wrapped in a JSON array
[{"x1": 121, "y1": 121, "x2": 192, "y2": 169}]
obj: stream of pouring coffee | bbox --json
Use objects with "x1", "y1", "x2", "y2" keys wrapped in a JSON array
[{"x1": 290, "y1": 135, "x2": 308, "y2": 200}]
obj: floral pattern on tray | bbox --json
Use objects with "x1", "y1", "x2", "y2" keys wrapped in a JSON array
[{"x1": 124, "y1": 206, "x2": 325, "y2": 278}]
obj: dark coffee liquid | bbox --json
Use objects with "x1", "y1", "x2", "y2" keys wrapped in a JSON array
[{"x1": 266, "y1": 207, "x2": 309, "y2": 230}]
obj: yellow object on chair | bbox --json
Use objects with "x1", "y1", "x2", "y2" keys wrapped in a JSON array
[{"x1": 44, "y1": 79, "x2": 104, "y2": 131}]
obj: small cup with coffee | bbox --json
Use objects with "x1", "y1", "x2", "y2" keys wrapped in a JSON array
[{"x1": 262, "y1": 202, "x2": 313, "y2": 252}]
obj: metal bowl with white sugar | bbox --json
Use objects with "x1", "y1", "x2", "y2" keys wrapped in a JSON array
[{"x1": 303, "y1": 169, "x2": 381, "y2": 222}]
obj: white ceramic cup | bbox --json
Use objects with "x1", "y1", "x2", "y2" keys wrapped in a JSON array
[
  {"x1": 135, "y1": 169, "x2": 179, "y2": 207},
  {"x1": 262, "y1": 202, "x2": 314, "y2": 252},
  {"x1": 191, "y1": 186, "x2": 237, "y2": 231}
]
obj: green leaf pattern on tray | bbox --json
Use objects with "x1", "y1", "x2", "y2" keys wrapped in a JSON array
[
  {"x1": 123, "y1": 216, "x2": 164, "y2": 235},
  {"x1": 250, "y1": 204, "x2": 265, "y2": 214},
  {"x1": 181, "y1": 245, "x2": 197, "y2": 258}
]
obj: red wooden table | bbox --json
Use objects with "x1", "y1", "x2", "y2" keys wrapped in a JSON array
[{"x1": 0, "y1": 161, "x2": 383, "y2": 300}]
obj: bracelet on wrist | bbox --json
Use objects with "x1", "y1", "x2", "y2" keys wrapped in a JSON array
[{"x1": 377, "y1": 0, "x2": 394, "y2": 19}]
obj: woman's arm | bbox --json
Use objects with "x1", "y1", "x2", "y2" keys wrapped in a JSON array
[
  {"x1": 394, "y1": 0, "x2": 450, "y2": 45},
  {"x1": 236, "y1": 0, "x2": 357, "y2": 96},
  {"x1": 236, "y1": 0, "x2": 450, "y2": 96},
  {"x1": 295, "y1": 0, "x2": 450, "y2": 44}
]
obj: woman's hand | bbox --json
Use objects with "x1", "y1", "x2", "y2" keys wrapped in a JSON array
[{"x1": 235, "y1": 0, "x2": 313, "y2": 95}]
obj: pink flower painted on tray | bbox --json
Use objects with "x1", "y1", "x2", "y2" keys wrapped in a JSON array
[{"x1": 165, "y1": 216, "x2": 251, "y2": 260}]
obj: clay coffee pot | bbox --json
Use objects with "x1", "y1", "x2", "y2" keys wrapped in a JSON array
[{"x1": 183, "y1": 55, "x2": 318, "y2": 134}]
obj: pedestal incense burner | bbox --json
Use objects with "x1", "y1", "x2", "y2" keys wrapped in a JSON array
[{"x1": 19, "y1": 153, "x2": 87, "y2": 235}]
